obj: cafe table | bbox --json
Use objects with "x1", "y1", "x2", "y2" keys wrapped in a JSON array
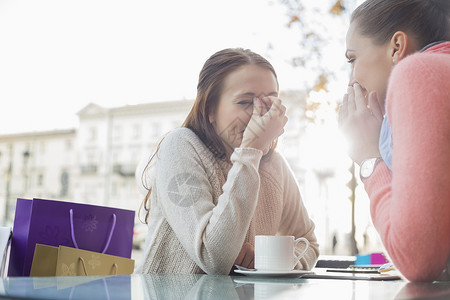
[{"x1": 0, "y1": 272, "x2": 449, "y2": 300}]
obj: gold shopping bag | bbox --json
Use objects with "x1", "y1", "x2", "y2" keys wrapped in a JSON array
[{"x1": 30, "y1": 244, "x2": 134, "y2": 277}]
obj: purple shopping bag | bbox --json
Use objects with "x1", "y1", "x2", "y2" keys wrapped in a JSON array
[{"x1": 8, "y1": 198, "x2": 135, "y2": 277}]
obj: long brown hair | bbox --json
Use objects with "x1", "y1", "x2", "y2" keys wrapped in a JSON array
[
  {"x1": 140, "y1": 48, "x2": 279, "y2": 223},
  {"x1": 351, "y1": 0, "x2": 450, "y2": 47}
]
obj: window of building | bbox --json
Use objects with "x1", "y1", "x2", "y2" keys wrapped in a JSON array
[
  {"x1": 65, "y1": 139, "x2": 72, "y2": 150},
  {"x1": 151, "y1": 122, "x2": 161, "y2": 139},
  {"x1": 38, "y1": 174, "x2": 44, "y2": 186},
  {"x1": 133, "y1": 124, "x2": 141, "y2": 139},
  {"x1": 111, "y1": 182, "x2": 118, "y2": 197},
  {"x1": 112, "y1": 150, "x2": 120, "y2": 165},
  {"x1": 60, "y1": 171, "x2": 69, "y2": 197},
  {"x1": 39, "y1": 141, "x2": 46, "y2": 153},
  {"x1": 89, "y1": 127, "x2": 97, "y2": 142},
  {"x1": 113, "y1": 125, "x2": 122, "y2": 140}
]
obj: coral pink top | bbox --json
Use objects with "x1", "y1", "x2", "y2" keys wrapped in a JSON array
[{"x1": 363, "y1": 42, "x2": 450, "y2": 282}]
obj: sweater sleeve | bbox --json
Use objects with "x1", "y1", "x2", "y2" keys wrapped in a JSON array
[
  {"x1": 363, "y1": 52, "x2": 450, "y2": 282},
  {"x1": 154, "y1": 129, "x2": 262, "y2": 275},
  {"x1": 276, "y1": 154, "x2": 319, "y2": 270}
]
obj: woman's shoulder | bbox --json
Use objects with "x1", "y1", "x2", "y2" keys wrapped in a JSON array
[
  {"x1": 164, "y1": 127, "x2": 197, "y2": 140},
  {"x1": 389, "y1": 48, "x2": 450, "y2": 101},
  {"x1": 387, "y1": 46, "x2": 450, "y2": 117},
  {"x1": 393, "y1": 47, "x2": 450, "y2": 80},
  {"x1": 162, "y1": 127, "x2": 202, "y2": 148},
  {"x1": 160, "y1": 127, "x2": 213, "y2": 158}
]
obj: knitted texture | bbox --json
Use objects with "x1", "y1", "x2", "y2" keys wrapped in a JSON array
[
  {"x1": 135, "y1": 128, "x2": 319, "y2": 274},
  {"x1": 364, "y1": 42, "x2": 450, "y2": 281}
]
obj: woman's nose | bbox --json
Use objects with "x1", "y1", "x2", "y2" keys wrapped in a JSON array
[{"x1": 348, "y1": 70, "x2": 357, "y2": 87}]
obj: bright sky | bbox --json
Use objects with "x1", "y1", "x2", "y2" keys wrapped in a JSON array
[{"x1": 0, "y1": 0, "x2": 349, "y2": 134}]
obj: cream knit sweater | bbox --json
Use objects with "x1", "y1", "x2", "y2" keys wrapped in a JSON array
[{"x1": 135, "y1": 128, "x2": 319, "y2": 274}]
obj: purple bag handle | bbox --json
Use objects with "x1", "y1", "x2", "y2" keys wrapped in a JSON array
[{"x1": 69, "y1": 209, "x2": 117, "y2": 254}]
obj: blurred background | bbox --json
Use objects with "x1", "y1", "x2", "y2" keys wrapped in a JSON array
[{"x1": 0, "y1": 0, "x2": 384, "y2": 260}]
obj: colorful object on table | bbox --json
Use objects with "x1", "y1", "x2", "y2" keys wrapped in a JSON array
[
  {"x1": 8, "y1": 198, "x2": 135, "y2": 277},
  {"x1": 370, "y1": 252, "x2": 389, "y2": 265},
  {"x1": 354, "y1": 252, "x2": 389, "y2": 266},
  {"x1": 354, "y1": 254, "x2": 371, "y2": 265}
]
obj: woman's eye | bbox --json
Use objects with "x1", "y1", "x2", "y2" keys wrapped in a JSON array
[
  {"x1": 347, "y1": 58, "x2": 355, "y2": 64},
  {"x1": 238, "y1": 100, "x2": 253, "y2": 105}
]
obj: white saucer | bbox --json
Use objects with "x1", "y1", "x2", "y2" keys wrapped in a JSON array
[{"x1": 234, "y1": 269, "x2": 313, "y2": 278}]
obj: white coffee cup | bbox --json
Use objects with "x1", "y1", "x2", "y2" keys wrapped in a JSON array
[{"x1": 254, "y1": 235, "x2": 310, "y2": 271}]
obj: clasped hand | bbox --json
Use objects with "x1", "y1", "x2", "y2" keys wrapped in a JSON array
[
  {"x1": 338, "y1": 83, "x2": 384, "y2": 165},
  {"x1": 234, "y1": 242, "x2": 254, "y2": 269},
  {"x1": 241, "y1": 96, "x2": 288, "y2": 154}
]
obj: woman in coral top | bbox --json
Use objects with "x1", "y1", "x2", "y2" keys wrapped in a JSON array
[{"x1": 339, "y1": 0, "x2": 450, "y2": 282}]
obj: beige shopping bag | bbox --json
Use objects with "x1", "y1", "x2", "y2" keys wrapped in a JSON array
[
  {"x1": 30, "y1": 244, "x2": 134, "y2": 277},
  {"x1": 30, "y1": 244, "x2": 59, "y2": 277}
]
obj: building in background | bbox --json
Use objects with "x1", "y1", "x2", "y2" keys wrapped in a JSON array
[
  {"x1": 74, "y1": 100, "x2": 193, "y2": 212},
  {"x1": 0, "y1": 129, "x2": 76, "y2": 223},
  {"x1": 0, "y1": 92, "x2": 382, "y2": 255}
]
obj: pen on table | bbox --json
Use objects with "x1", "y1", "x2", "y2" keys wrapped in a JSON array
[
  {"x1": 378, "y1": 263, "x2": 394, "y2": 273},
  {"x1": 326, "y1": 263, "x2": 395, "y2": 274}
]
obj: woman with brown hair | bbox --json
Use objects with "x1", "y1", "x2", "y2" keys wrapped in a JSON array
[
  {"x1": 135, "y1": 48, "x2": 319, "y2": 275},
  {"x1": 339, "y1": 0, "x2": 450, "y2": 282}
]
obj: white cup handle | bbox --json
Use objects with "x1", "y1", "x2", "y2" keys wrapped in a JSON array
[{"x1": 293, "y1": 237, "x2": 310, "y2": 268}]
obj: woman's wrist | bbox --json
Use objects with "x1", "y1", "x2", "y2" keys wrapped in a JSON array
[
  {"x1": 240, "y1": 138, "x2": 265, "y2": 152},
  {"x1": 233, "y1": 146, "x2": 263, "y2": 155},
  {"x1": 354, "y1": 149, "x2": 382, "y2": 166}
]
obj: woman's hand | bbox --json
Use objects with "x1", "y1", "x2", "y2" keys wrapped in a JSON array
[
  {"x1": 338, "y1": 83, "x2": 384, "y2": 165},
  {"x1": 241, "y1": 96, "x2": 288, "y2": 154},
  {"x1": 234, "y1": 242, "x2": 254, "y2": 269}
]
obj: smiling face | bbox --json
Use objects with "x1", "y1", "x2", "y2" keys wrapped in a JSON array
[
  {"x1": 209, "y1": 64, "x2": 278, "y2": 153},
  {"x1": 346, "y1": 21, "x2": 394, "y2": 102}
]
